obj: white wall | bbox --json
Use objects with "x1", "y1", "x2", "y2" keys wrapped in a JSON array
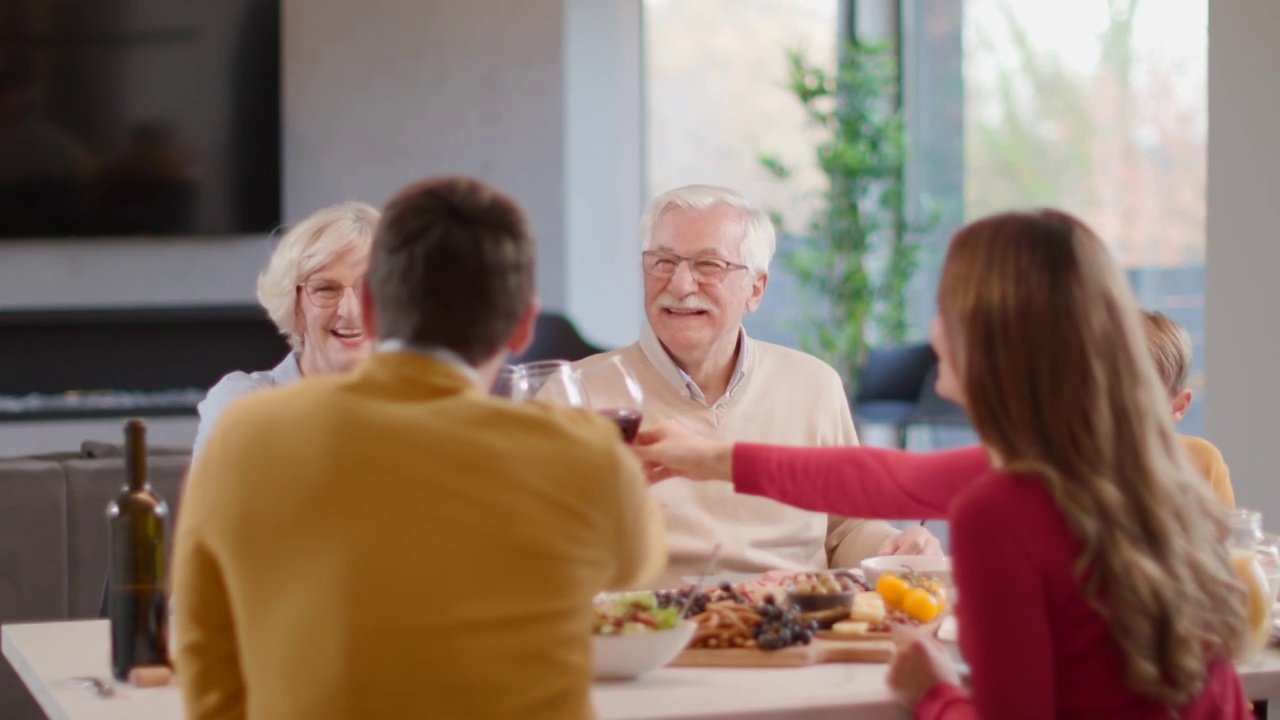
[
  {"x1": 0, "y1": 0, "x2": 645, "y2": 346},
  {"x1": 0, "y1": 417, "x2": 198, "y2": 458},
  {"x1": 285, "y1": 0, "x2": 569, "y2": 308},
  {"x1": 563, "y1": 0, "x2": 644, "y2": 348},
  {"x1": 1205, "y1": 1, "x2": 1280, "y2": 520},
  {"x1": 0, "y1": 235, "x2": 272, "y2": 308}
]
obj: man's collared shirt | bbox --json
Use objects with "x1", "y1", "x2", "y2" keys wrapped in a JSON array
[
  {"x1": 637, "y1": 323, "x2": 748, "y2": 407},
  {"x1": 376, "y1": 338, "x2": 482, "y2": 387}
]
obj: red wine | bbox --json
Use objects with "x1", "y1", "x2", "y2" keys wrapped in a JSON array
[
  {"x1": 599, "y1": 408, "x2": 643, "y2": 443},
  {"x1": 106, "y1": 419, "x2": 171, "y2": 681}
]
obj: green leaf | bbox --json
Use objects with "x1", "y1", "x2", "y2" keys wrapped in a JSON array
[
  {"x1": 759, "y1": 154, "x2": 792, "y2": 181},
  {"x1": 756, "y1": 39, "x2": 933, "y2": 389}
]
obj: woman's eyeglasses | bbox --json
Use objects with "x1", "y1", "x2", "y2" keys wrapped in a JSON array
[{"x1": 298, "y1": 279, "x2": 362, "y2": 308}]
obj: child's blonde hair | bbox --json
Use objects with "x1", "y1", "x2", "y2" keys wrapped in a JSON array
[{"x1": 1141, "y1": 310, "x2": 1193, "y2": 395}]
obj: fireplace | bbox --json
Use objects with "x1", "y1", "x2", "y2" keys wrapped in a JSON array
[{"x1": 0, "y1": 306, "x2": 290, "y2": 421}]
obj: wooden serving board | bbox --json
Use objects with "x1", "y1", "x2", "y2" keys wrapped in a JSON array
[
  {"x1": 814, "y1": 614, "x2": 948, "y2": 643},
  {"x1": 670, "y1": 638, "x2": 894, "y2": 668},
  {"x1": 815, "y1": 628, "x2": 892, "y2": 643}
]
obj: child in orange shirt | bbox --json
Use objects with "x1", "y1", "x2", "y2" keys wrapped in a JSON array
[{"x1": 1142, "y1": 310, "x2": 1235, "y2": 506}]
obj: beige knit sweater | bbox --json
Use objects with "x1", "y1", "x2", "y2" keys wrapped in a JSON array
[{"x1": 576, "y1": 326, "x2": 898, "y2": 588}]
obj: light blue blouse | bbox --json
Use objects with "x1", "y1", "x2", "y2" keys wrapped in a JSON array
[{"x1": 192, "y1": 354, "x2": 302, "y2": 455}]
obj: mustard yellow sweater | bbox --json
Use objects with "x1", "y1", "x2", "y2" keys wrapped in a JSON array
[
  {"x1": 1181, "y1": 434, "x2": 1235, "y2": 507},
  {"x1": 173, "y1": 352, "x2": 665, "y2": 720}
]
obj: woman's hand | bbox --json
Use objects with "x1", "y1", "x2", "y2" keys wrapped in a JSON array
[
  {"x1": 631, "y1": 422, "x2": 734, "y2": 483},
  {"x1": 886, "y1": 624, "x2": 961, "y2": 709}
]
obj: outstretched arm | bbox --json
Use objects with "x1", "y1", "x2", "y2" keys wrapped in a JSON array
[{"x1": 732, "y1": 444, "x2": 991, "y2": 520}]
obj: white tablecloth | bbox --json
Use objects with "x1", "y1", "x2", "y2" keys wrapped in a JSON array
[{"x1": 7, "y1": 619, "x2": 1280, "y2": 720}]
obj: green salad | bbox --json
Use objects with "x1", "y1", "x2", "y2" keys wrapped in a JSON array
[{"x1": 592, "y1": 592, "x2": 682, "y2": 635}]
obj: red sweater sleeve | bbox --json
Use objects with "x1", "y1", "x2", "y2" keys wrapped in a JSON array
[
  {"x1": 731, "y1": 444, "x2": 990, "y2": 520},
  {"x1": 917, "y1": 477, "x2": 1058, "y2": 720}
]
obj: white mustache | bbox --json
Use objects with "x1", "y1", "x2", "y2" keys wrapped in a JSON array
[{"x1": 655, "y1": 293, "x2": 716, "y2": 314}]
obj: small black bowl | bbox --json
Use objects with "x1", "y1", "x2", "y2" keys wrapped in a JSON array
[{"x1": 786, "y1": 588, "x2": 855, "y2": 615}]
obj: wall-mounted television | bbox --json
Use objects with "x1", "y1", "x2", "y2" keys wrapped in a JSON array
[{"x1": 0, "y1": 0, "x2": 280, "y2": 239}]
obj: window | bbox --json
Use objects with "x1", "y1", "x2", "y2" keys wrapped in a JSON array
[
  {"x1": 909, "y1": 0, "x2": 1209, "y2": 434},
  {"x1": 644, "y1": 0, "x2": 1208, "y2": 436},
  {"x1": 643, "y1": 0, "x2": 838, "y2": 349}
]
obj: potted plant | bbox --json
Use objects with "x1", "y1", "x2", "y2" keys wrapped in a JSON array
[{"x1": 760, "y1": 40, "x2": 933, "y2": 390}]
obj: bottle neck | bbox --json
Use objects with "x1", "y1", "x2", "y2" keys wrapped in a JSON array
[
  {"x1": 124, "y1": 420, "x2": 148, "y2": 492},
  {"x1": 125, "y1": 461, "x2": 148, "y2": 492}
]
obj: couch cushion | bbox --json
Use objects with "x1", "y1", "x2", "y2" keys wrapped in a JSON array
[
  {"x1": 0, "y1": 460, "x2": 69, "y2": 720},
  {"x1": 63, "y1": 455, "x2": 189, "y2": 619},
  {"x1": 0, "y1": 460, "x2": 68, "y2": 623}
]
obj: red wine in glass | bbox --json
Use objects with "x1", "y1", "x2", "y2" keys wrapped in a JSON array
[{"x1": 599, "y1": 408, "x2": 643, "y2": 443}]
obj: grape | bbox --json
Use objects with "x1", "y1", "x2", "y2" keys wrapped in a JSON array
[
  {"x1": 655, "y1": 586, "x2": 722, "y2": 617},
  {"x1": 750, "y1": 600, "x2": 820, "y2": 651}
]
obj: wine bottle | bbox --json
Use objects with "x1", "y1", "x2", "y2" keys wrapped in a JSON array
[{"x1": 106, "y1": 419, "x2": 171, "y2": 681}]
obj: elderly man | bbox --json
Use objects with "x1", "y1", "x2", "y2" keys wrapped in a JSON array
[{"x1": 576, "y1": 184, "x2": 939, "y2": 587}]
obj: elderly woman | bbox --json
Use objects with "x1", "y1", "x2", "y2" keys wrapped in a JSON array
[{"x1": 193, "y1": 201, "x2": 380, "y2": 453}]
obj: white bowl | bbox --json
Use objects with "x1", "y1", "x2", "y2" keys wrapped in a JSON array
[
  {"x1": 591, "y1": 620, "x2": 697, "y2": 680},
  {"x1": 860, "y1": 555, "x2": 953, "y2": 587}
]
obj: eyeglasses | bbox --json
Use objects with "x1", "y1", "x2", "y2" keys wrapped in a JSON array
[
  {"x1": 641, "y1": 251, "x2": 749, "y2": 284},
  {"x1": 298, "y1": 279, "x2": 362, "y2": 308}
]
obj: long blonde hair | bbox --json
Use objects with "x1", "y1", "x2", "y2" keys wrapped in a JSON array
[{"x1": 937, "y1": 209, "x2": 1245, "y2": 705}]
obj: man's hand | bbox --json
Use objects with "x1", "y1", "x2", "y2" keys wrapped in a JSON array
[{"x1": 875, "y1": 524, "x2": 943, "y2": 556}]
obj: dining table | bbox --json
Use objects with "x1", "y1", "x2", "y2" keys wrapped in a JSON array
[{"x1": 7, "y1": 619, "x2": 1280, "y2": 720}]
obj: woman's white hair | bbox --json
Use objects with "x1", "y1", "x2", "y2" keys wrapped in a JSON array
[
  {"x1": 639, "y1": 184, "x2": 776, "y2": 275},
  {"x1": 257, "y1": 200, "x2": 380, "y2": 351}
]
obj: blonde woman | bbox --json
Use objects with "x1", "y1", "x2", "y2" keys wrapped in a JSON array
[
  {"x1": 634, "y1": 210, "x2": 1250, "y2": 718},
  {"x1": 193, "y1": 201, "x2": 380, "y2": 454}
]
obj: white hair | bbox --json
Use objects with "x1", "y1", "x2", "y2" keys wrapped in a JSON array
[
  {"x1": 256, "y1": 201, "x2": 381, "y2": 350},
  {"x1": 639, "y1": 184, "x2": 776, "y2": 275}
]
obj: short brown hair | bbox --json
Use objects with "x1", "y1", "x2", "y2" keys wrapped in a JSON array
[
  {"x1": 367, "y1": 176, "x2": 535, "y2": 364},
  {"x1": 1141, "y1": 310, "x2": 1193, "y2": 394}
]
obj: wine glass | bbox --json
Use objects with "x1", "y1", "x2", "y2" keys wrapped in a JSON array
[
  {"x1": 491, "y1": 364, "x2": 518, "y2": 398},
  {"x1": 508, "y1": 360, "x2": 587, "y2": 407},
  {"x1": 579, "y1": 356, "x2": 644, "y2": 443}
]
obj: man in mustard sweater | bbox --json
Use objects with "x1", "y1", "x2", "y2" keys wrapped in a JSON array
[
  {"x1": 173, "y1": 176, "x2": 666, "y2": 719},
  {"x1": 576, "y1": 184, "x2": 939, "y2": 588}
]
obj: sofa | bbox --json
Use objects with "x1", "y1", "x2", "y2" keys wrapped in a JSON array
[{"x1": 0, "y1": 445, "x2": 190, "y2": 719}]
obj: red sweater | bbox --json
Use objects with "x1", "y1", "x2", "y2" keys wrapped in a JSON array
[{"x1": 733, "y1": 444, "x2": 1249, "y2": 720}]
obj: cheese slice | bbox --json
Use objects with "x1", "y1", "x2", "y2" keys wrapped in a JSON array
[
  {"x1": 850, "y1": 591, "x2": 886, "y2": 624},
  {"x1": 831, "y1": 620, "x2": 871, "y2": 636}
]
